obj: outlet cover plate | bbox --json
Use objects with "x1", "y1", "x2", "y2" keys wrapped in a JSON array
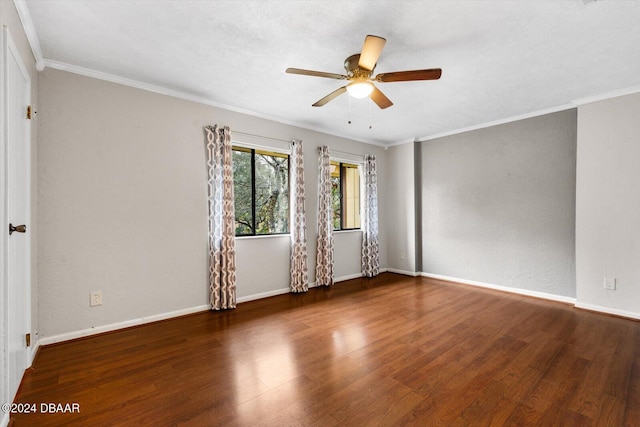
[
  {"x1": 90, "y1": 291, "x2": 103, "y2": 306},
  {"x1": 604, "y1": 277, "x2": 616, "y2": 290}
]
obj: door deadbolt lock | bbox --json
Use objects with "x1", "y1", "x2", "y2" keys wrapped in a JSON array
[{"x1": 9, "y1": 223, "x2": 27, "y2": 235}]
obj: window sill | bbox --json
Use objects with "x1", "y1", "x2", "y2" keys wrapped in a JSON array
[{"x1": 333, "y1": 229, "x2": 362, "y2": 234}]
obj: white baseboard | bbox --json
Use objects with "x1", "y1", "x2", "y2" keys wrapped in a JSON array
[
  {"x1": 386, "y1": 268, "x2": 420, "y2": 277},
  {"x1": 237, "y1": 287, "x2": 290, "y2": 303},
  {"x1": 39, "y1": 271, "x2": 389, "y2": 347},
  {"x1": 237, "y1": 269, "x2": 377, "y2": 302},
  {"x1": 41, "y1": 271, "x2": 635, "y2": 351},
  {"x1": 574, "y1": 302, "x2": 640, "y2": 321},
  {"x1": 421, "y1": 272, "x2": 577, "y2": 305},
  {"x1": 29, "y1": 339, "x2": 40, "y2": 366},
  {"x1": 38, "y1": 304, "x2": 210, "y2": 346},
  {"x1": 335, "y1": 272, "x2": 364, "y2": 282}
]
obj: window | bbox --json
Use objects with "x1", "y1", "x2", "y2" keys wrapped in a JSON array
[
  {"x1": 232, "y1": 147, "x2": 289, "y2": 236},
  {"x1": 331, "y1": 161, "x2": 361, "y2": 230}
]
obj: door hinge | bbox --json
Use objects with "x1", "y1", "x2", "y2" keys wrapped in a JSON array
[
  {"x1": 25, "y1": 333, "x2": 31, "y2": 347},
  {"x1": 27, "y1": 105, "x2": 32, "y2": 120}
]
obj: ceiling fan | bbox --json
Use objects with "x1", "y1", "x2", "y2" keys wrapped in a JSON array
[{"x1": 286, "y1": 35, "x2": 442, "y2": 109}]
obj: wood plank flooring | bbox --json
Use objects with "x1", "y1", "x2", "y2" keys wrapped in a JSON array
[{"x1": 10, "y1": 273, "x2": 640, "y2": 426}]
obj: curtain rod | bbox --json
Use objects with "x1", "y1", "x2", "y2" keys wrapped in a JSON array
[
  {"x1": 232, "y1": 130, "x2": 366, "y2": 158},
  {"x1": 232, "y1": 130, "x2": 291, "y2": 144},
  {"x1": 330, "y1": 148, "x2": 365, "y2": 158}
]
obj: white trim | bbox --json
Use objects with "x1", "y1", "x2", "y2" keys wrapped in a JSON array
[
  {"x1": 11, "y1": 0, "x2": 640, "y2": 149},
  {"x1": 41, "y1": 59, "x2": 386, "y2": 148},
  {"x1": 29, "y1": 339, "x2": 39, "y2": 365},
  {"x1": 38, "y1": 305, "x2": 210, "y2": 346},
  {"x1": 421, "y1": 272, "x2": 577, "y2": 305},
  {"x1": 235, "y1": 270, "x2": 380, "y2": 302},
  {"x1": 572, "y1": 85, "x2": 640, "y2": 106},
  {"x1": 386, "y1": 268, "x2": 419, "y2": 277},
  {"x1": 236, "y1": 287, "x2": 290, "y2": 303},
  {"x1": 385, "y1": 137, "x2": 417, "y2": 148},
  {"x1": 231, "y1": 138, "x2": 290, "y2": 155},
  {"x1": 12, "y1": 1, "x2": 45, "y2": 70},
  {"x1": 574, "y1": 302, "x2": 640, "y2": 321},
  {"x1": 335, "y1": 272, "x2": 364, "y2": 282},
  {"x1": 32, "y1": 273, "x2": 640, "y2": 354},
  {"x1": 417, "y1": 104, "x2": 576, "y2": 143},
  {"x1": 331, "y1": 155, "x2": 364, "y2": 165},
  {"x1": 2, "y1": 27, "x2": 33, "y2": 410},
  {"x1": 416, "y1": 85, "x2": 640, "y2": 144},
  {"x1": 329, "y1": 148, "x2": 366, "y2": 165},
  {"x1": 0, "y1": 24, "x2": 7, "y2": 415}
]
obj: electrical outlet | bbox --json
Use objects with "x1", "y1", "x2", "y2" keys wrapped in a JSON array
[
  {"x1": 604, "y1": 277, "x2": 616, "y2": 290},
  {"x1": 90, "y1": 291, "x2": 103, "y2": 307}
]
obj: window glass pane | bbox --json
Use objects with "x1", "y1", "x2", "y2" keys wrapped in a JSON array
[
  {"x1": 254, "y1": 152, "x2": 289, "y2": 234},
  {"x1": 232, "y1": 149, "x2": 253, "y2": 235},
  {"x1": 331, "y1": 162, "x2": 341, "y2": 230},
  {"x1": 342, "y1": 165, "x2": 361, "y2": 229}
]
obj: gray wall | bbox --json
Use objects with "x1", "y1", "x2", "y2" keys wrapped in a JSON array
[
  {"x1": 384, "y1": 142, "x2": 416, "y2": 274},
  {"x1": 576, "y1": 92, "x2": 640, "y2": 316},
  {"x1": 420, "y1": 109, "x2": 577, "y2": 297},
  {"x1": 37, "y1": 68, "x2": 387, "y2": 339}
]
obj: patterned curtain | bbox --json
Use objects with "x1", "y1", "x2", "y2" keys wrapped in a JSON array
[
  {"x1": 362, "y1": 154, "x2": 380, "y2": 277},
  {"x1": 315, "y1": 146, "x2": 334, "y2": 286},
  {"x1": 205, "y1": 125, "x2": 237, "y2": 309},
  {"x1": 290, "y1": 140, "x2": 309, "y2": 292}
]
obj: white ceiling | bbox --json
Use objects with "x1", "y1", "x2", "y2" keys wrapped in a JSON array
[{"x1": 19, "y1": 0, "x2": 640, "y2": 146}]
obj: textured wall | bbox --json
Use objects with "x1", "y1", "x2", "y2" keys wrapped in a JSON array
[
  {"x1": 384, "y1": 142, "x2": 416, "y2": 273},
  {"x1": 37, "y1": 68, "x2": 387, "y2": 339},
  {"x1": 421, "y1": 110, "x2": 577, "y2": 297},
  {"x1": 576, "y1": 92, "x2": 640, "y2": 316}
]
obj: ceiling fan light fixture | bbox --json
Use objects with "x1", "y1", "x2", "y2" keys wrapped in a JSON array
[{"x1": 346, "y1": 80, "x2": 374, "y2": 98}]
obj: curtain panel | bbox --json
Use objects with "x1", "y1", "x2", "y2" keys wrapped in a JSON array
[
  {"x1": 362, "y1": 154, "x2": 380, "y2": 277},
  {"x1": 315, "y1": 145, "x2": 334, "y2": 286},
  {"x1": 205, "y1": 125, "x2": 237, "y2": 309},
  {"x1": 290, "y1": 140, "x2": 309, "y2": 292}
]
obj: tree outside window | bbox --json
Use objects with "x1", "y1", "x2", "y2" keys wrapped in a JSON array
[
  {"x1": 331, "y1": 161, "x2": 361, "y2": 230},
  {"x1": 232, "y1": 147, "x2": 289, "y2": 236}
]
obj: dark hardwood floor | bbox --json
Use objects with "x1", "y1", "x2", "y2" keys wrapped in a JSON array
[{"x1": 10, "y1": 273, "x2": 640, "y2": 426}]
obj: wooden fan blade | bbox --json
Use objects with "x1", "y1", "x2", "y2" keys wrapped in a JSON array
[
  {"x1": 312, "y1": 86, "x2": 347, "y2": 107},
  {"x1": 370, "y1": 86, "x2": 393, "y2": 109},
  {"x1": 286, "y1": 68, "x2": 347, "y2": 80},
  {"x1": 375, "y1": 68, "x2": 442, "y2": 83},
  {"x1": 358, "y1": 35, "x2": 386, "y2": 71}
]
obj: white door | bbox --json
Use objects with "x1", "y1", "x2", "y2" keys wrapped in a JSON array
[{"x1": 3, "y1": 27, "x2": 32, "y2": 404}]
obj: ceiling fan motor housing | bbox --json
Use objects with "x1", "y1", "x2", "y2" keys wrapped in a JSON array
[{"x1": 344, "y1": 54, "x2": 374, "y2": 78}]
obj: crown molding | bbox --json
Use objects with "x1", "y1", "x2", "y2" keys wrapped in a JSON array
[
  {"x1": 416, "y1": 103, "x2": 576, "y2": 143},
  {"x1": 42, "y1": 58, "x2": 387, "y2": 148},
  {"x1": 415, "y1": 85, "x2": 640, "y2": 143},
  {"x1": 384, "y1": 137, "x2": 415, "y2": 148},
  {"x1": 12, "y1": 0, "x2": 45, "y2": 70},
  {"x1": 14, "y1": 0, "x2": 640, "y2": 149},
  {"x1": 571, "y1": 85, "x2": 640, "y2": 106}
]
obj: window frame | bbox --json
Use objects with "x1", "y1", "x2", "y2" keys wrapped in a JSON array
[
  {"x1": 232, "y1": 145, "x2": 291, "y2": 237},
  {"x1": 331, "y1": 160, "x2": 362, "y2": 232}
]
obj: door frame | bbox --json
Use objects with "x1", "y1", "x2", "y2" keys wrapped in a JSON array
[{"x1": 1, "y1": 24, "x2": 33, "y2": 410}]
